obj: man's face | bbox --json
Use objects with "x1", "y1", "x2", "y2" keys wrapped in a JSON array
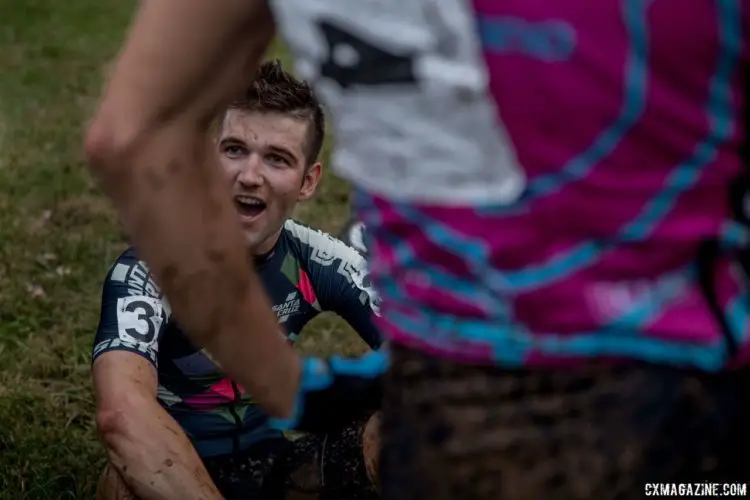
[{"x1": 218, "y1": 110, "x2": 321, "y2": 254}]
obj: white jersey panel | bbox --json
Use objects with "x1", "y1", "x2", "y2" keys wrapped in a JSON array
[{"x1": 268, "y1": 0, "x2": 526, "y2": 206}]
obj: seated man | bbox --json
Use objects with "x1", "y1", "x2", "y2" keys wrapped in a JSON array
[{"x1": 91, "y1": 60, "x2": 382, "y2": 500}]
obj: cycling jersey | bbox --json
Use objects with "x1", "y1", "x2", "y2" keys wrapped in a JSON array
[
  {"x1": 270, "y1": 0, "x2": 750, "y2": 371},
  {"x1": 92, "y1": 219, "x2": 381, "y2": 458}
]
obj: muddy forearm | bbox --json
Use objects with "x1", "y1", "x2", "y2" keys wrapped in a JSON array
[{"x1": 99, "y1": 404, "x2": 222, "y2": 500}]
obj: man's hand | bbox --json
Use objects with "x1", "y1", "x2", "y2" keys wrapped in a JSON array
[{"x1": 270, "y1": 349, "x2": 388, "y2": 433}]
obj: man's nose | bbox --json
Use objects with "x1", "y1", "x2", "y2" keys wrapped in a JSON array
[{"x1": 237, "y1": 154, "x2": 264, "y2": 187}]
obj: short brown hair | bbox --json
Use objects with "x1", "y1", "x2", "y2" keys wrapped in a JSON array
[{"x1": 226, "y1": 60, "x2": 325, "y2": 164}]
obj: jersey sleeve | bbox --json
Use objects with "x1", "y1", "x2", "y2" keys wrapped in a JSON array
[
  {"x1": 92, "y1": 249, "x2": 171, "y2": 367},
  {"x1": 293, "y1": 224, "x2": 383, "y2": 349}
]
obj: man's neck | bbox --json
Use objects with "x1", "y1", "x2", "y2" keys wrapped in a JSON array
[{"x1": 251, "y1": 226, "x2": 283, "y2": 263}]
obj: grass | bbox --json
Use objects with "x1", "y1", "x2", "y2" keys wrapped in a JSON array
[{"x1": 0, "y1": 1, "x2": 362, "y2": 498}]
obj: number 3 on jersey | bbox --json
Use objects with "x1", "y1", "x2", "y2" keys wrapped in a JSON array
[{"x1": 116, "y1": 296, "x2": 164, "y2": 345}]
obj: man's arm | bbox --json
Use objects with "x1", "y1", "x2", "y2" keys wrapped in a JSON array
[
  {"x1": 84, "y1": 0, "x2": 299, "y2": 418},
  {"x1": 93, "y1": 353, "x2": 223, "y2": 500},
  {"x1": 92, "y1": 252, "x2": 222, "y2": 499},
  {"x1": 268, "y1": 230, "x2": 384, "y2": 433},
  {"x1": 313, "y1": 236, "x2": 383, "y2": 349}
]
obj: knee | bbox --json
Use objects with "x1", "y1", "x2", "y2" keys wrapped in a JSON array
[
  {"x1": 96, "y1": 463, "x2": 138, "y2": 500},
  {"x1": 362, "y1": 412, "x2": 381, "y2": 484}
]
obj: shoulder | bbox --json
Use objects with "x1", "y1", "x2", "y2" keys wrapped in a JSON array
[
  {"x1": 282, "y1": 219, "x2": 366, "y2": 267},
  {"x1": 94, "y1": 248, "x2": 170, "y2": 366},
  {"x1": 104, "y1": 247, "x2": 164, "y2": 299},
  {"x1": 337, "y1": 218, "x2": 369, "y2": 257}
]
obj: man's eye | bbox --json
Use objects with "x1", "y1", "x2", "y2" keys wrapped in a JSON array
[
  {"x1": 267, "y1": 154, "x2": 288, "y2": 165},
  {"x1": 224, "y1": 145, "x2": 245, "y2": 156}
]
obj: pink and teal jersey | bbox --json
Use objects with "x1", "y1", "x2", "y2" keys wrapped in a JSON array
[{"x1": 273, "y1": 0, "x2": 750, "y2": 371}]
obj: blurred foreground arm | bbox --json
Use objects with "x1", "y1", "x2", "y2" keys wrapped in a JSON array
[
  {"x1": 84, "y1": 0, "x2": 299, "y2": 417},
  {"x1": 94, "y1": 353, "x2": 223, "y2": 500}
]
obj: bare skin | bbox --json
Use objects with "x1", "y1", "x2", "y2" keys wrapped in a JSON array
[
  {"x1": 219, "y1": 109, "x2": 322, "y2": 253},
  {"x1": 94, "y1": 388, "x2": 382, "y2": 500},
  {"x1": 93, "y1": 108, "x2": 379, "y2": 499},
  {"x1": 362, "y1": 412, "x2": 381, "y2": 488},
  {"x1": 97, "y1": 413, "x2": 382, "y2": 500},
  {"x1": 84, "y1": 0, "x2": 299, "y2": 418},
  {"x1": 96, "y1": 464, "x2": 137, "y2": 500},
  {"x1": 93, "y1": 352, "x2": 224, "y2": 500}
]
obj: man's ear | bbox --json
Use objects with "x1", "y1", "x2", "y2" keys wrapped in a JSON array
[{"x1": 298, "y1": 162, "x2": 322, "y2": 201}]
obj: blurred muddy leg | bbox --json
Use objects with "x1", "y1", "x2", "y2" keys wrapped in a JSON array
[
  {"x1": 380, "y1": 345, "x2": 628, "y2": 500},
  {"x1": 96, "y1": 464, "x2": 138, "y2": 500},
  {"x1": 380, "y1": 344, "x2": 750, "y2": 500}
]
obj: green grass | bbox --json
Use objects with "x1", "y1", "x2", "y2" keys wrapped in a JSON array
[{"x1": 0, "y1": 1, "x2": 361, "y2": 498}]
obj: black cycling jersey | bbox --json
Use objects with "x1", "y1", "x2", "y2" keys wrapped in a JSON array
[{"x1": 92, "y1": 219, "x2": 381, "y2": 458}]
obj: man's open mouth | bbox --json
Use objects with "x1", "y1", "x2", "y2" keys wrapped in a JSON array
[{"x1": 234, "y1": 195, "x2": 267, "y2": 220}]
